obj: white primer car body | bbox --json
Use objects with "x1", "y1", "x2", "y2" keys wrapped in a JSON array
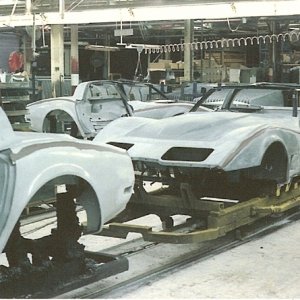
[
  {"x1": 26, "y1": 80, "x2": 133, "y2": 139},
  {"x1": 26, "y1": 80, "x2": 196, "y2": 139},
  {"x1": 95, "y1": 84, "x2": 300, "y2": 200},
  {"x1": 0, "y1": 107, "x2": 134, "y2": 254}
]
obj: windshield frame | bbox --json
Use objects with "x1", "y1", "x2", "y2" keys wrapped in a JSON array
[{"x1": 191, "y1": 84, "x2": 300, "y2": 114}]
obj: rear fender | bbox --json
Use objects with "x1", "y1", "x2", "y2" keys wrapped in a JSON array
[
  {"x1": 29, "y1": 100, "x2": 78, "y2": 132},
  {"x1": 43, "y1": 109, "x2": 84, "y2": 136}
]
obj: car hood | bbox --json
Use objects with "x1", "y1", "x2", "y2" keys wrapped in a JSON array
[
  {"x1": 99, "y1": 111, "x2": 287, "y2": 142},
  {"x1": 139, "y1": 112, "x2": 251, "y2": 141}
]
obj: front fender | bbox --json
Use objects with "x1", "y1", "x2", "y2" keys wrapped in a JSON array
[
  {"x1": 0, "y1": 151, "x2": 16, "y2": 254},
  {"x1": 223, "y1": 128, "x2": 295, "y2": 175}
]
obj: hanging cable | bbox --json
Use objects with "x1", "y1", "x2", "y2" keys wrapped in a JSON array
[
  {"x1": 138, "y1": 22, "x2": 146, "y2": 41},
  {"x1": 227, "y1": 18, "x2": 241, "y2": 32},
  {"x1": 139, "y1": 31, "x2": 300, "y2": 54},
  {"x1": 134, "y1": 46, "x2": 143, "y2": 81}
]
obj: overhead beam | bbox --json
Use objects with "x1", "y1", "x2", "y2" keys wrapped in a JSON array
[{"x1": 0, "y1": 1, "x2": 300, "y2": 27}]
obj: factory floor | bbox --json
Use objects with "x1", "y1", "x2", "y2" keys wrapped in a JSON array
[
  {"x1": 1, "y1": 203, "x2": 300, "y2": 298},
  {"x1": 111, "y1": 216, "x2": 300, "y2": 298}
]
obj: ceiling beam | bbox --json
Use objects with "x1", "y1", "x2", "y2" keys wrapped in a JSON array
[{"x1": 0, "y1": 1, "x2": 300, "y2": 27}]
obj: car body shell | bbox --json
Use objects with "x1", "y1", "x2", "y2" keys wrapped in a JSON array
[
  {"x1": 94, "y1": 85, "x2": 300, "y2": 186},
  {"x1": 26, "y1": 80, "x2": 133, "y2": 139},
  {"x1": 26, "y1": 80, "x2": 195, "y2": 138},
  {"x1": 0, "y1": 107, "x2": 134, "y2": 254}
]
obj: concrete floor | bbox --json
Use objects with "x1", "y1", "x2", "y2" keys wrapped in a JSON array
[
  {"x1": 1, "y1": 208, "x2": 300, "y2": 298},
  {"x1": 112, "y1": 218, "x2": 300, "y2": 298}
]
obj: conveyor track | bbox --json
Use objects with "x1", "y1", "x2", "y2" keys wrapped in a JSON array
[
  {"x1": 56, "y1": 207, "x2": 300, "y2": 299},
  {"x1": 4, "y1": 182, "x2": 300, "y2": 298},
  {"x1": 98, "y1": 181, "x2": 300, "y2": 244}
]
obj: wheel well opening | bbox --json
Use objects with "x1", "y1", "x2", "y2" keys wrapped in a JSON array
[
  {"x1": 25, "y1": 175, "x2": 101, "y2": 234},
  {"x1": 260, "y1": 141, "x2": 288, "y2": 183},
  {"x1": 43, "y1": 110, "x2": 80, "y2": 137},
  {"x1": 2, "y1": 175, "x2": 101, "y2": 270}
]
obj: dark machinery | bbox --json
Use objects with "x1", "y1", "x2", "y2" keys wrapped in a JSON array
[{"x1": 0, "y1": 185, "x2": 128, "y2": 299}]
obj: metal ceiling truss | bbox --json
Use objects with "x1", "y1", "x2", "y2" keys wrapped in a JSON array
[
  {"x1": 1, "y1": 0, "x2": 300, "y2": 54},
  {"x1": 1, "y1": 1, "x2": 300, "y2": 27}
]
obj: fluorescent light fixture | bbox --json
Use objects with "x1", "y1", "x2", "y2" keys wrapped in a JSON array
[
  {"x1": 85, "y1": 45, "x2": 120, "y2": 51},
  {"x1": 64, "y1": 41, "x2": 89, "y2": 46},
  {"x1": 126, "y1": 43, "x2": 161, "y2": 50}
]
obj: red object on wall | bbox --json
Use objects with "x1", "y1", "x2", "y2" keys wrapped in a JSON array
[{"x1": 8, "y1": 51, "x2": 24, "y2": 72}]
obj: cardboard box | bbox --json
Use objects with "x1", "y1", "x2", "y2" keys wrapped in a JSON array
[{"x1": 229, "y1": 68, "x2": 241, "y2": 83}]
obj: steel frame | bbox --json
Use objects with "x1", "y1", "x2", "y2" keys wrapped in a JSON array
[{"x1": 100, "y1": 182, "x2": 300, "y2": 244}]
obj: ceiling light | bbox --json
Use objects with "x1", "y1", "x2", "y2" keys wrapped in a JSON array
[{"x1": 85, "y1": 45, "x2": 120, "y2": 51}]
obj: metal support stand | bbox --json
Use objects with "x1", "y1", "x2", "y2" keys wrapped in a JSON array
[
  {"x1": 0, "y1": 186, "x2": 129, "y2": 298},
  {"x1": 100, "y1": 182, "x2": 300, "y2": 244}
]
